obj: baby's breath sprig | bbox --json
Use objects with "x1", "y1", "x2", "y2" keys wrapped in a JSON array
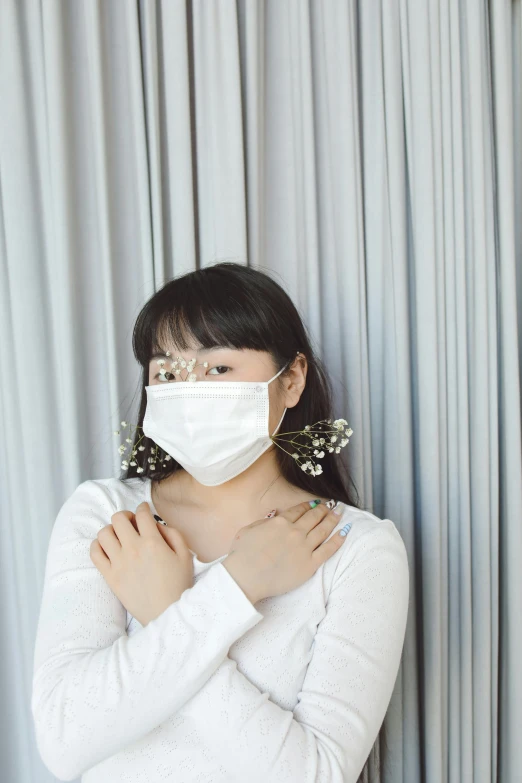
[
  {"x1": 155, "y1": 351, "x2": 209, "y2": 383},
  {"x1": 113, "y1": 421, "x2": 171, "y2": 474},
  {"x1": 114, "y1": 416, "x2": 353, "y2": 478},
  {"x1": 271, "y1": 418, "x2": 353, "y2": 477}
]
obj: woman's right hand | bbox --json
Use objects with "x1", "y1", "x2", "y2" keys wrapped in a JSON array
[{"x1": 222, "y1": 500, "x2": 349, "y2": 604}]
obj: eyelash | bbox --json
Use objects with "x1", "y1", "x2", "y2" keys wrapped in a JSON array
[{"x1": 153, "y1": 365, "x2": 231, "y2": 380}]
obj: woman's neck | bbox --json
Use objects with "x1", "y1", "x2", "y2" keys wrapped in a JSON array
[{"x1": 151, "y1": 448, "x2": 322, "y2": 522}]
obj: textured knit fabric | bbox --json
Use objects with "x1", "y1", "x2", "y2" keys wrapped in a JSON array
[{"x1": 31, "y1": 477, "x2": 410, "y2": 782}]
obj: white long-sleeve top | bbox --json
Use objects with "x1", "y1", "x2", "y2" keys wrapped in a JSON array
[{"x1": 31, "y1": 476, "x2": 410, "y2": 782}]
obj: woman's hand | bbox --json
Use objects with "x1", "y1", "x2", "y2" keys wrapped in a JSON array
[
  {"x1": 90, "y1": 501, "x2": 194, "y2": 627},
  {"x1": 222, "y1": 500, "x2": 348, "y2": 604}
]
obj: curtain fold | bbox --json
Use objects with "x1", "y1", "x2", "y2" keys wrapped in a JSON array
[{"x1": 1, "y1": 1, "x2": 520, "y2": 781}]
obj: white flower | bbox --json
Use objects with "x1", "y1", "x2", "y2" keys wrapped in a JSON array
[
  {"x1": 125, "y1": 437, "x2": 132, "y2": 443},
  {"x1": 312, "y1": 439, "x2": 320, "y2": 446},
  {"x1": 335, "y1": 446, "x2": 341, "y2": 453},
  {"x1": 130, "y1": 460, "x2": 137, "y2": 466},
  {"x1": 188, "y1": 373, "x2": 197, "y2": 382},
  {"x1": 113, "y1": 430, "x2": 120, "y2": 435},
  {"x1": 315, "y1": 464, "x2": 323, "y2": 474},
  {"x1": 317, "y1": 450, "x2": 325, "y2": 458},
  {"x1": 319, "y1": 438, "x2": 325, "y2": 445},
  {"x1": 138, "y1": 445, "x2": 145, "y2": 451},
  {"x1": 328, "y1": 446, "x2": 334, "y2": 453},
  {"x1": 340, "y1": 438, "x2": 348, "y2": 447},
  {"x1": 120, "y1": 421, "x2": 127, "y2": 427},
  {"x1": 305, "y1": 425, "x2": 311, "y2": 430},
  {"x1": 301, "y1": 463, "x2": 309, "y2": 472},
  {"x1": 292, "y1": 453, "x2": 299, "y2": 459},
  {"x1": 137, "y1": 466, "x2": 144, "y2": 473},
  {"x1": 330, "y1": 435, "x2": 337, "y2": 443}
]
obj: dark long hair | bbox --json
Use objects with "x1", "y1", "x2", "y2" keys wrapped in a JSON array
[{"x1": 118, "y1": 262, "x2": 386, "y2": 781}]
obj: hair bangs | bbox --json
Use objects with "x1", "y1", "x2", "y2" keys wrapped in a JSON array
[{"x1": 138, "y1": 274, "x2": 277, "y2": 365}]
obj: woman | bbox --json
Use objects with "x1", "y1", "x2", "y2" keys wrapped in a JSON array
[{"x1": 31, "y1": 262, "x2": 409, "y2": 782}]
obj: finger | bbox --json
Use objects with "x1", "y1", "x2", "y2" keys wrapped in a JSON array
[
  {"x1": 111, "y1": 509, "x2": 141, "y2": 545},
  {"x1": 155, "y1": 523, "x2": 192, "y2": 558},
  {"x1": 97, "y1": 523, "x2": 124, "y2": 560},
  {"x1": 306, "y1": 507, "x2": 345, "y2": 549},
  {"x1": 292, "y1": 501, "x2": 331, "y2": 534},
  {"x1": 298, "y1": 502, "x2": 332, "y2": 534},
  {"x1": 311, "y1": 521, "x2": 350, "y2": 566},
  {"x1": 279, "y1": 499, "x2": 327, "y2": 525},
  {"x1": 90, "y1": 538, "x2": 111, "y2": 571},
  {"x1": 134, "y1": 501, "x2": 164, "y2": 538}
]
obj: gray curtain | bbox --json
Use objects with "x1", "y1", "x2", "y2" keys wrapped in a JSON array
[{"x1": 1, "y1": 0, "x2": 521, "y2": 781}]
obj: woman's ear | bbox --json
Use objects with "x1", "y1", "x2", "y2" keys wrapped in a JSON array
[{"x1": 284, "y1": 353, "x2": 308, "y2": 408}]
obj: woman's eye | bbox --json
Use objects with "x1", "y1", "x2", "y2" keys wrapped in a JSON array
[
  {"x1": 208, "y1": 366, "x2": 230, "y2": 375},
  {"x1": 151, "y1": 366, "x2": 231, "y2": 381}
]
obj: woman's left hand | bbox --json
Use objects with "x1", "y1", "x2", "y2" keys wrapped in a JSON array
[{"x1": 90, "y1": 501, "x2": 194, "y2": 627}]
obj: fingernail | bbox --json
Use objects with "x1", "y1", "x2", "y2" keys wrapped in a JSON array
[
  {"x1": 309, "y1": 499, "x2": 321, "y2": 508},
  {"x1": 339, "y1": 523, "x2": 352, "y2": 536},
  {"x1": 154, "y1": 514, "x2": 167, "y2": 526},
  {"x1": 333, "y1": 502, "x2": 344, "y2": 515},
  {"x1": 265, "y1": 509, "x2": 277, "y2": 518}
]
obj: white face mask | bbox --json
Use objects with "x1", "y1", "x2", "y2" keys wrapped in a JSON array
[{"x1": 142, "y1": 363, "x2": 289, "y2": 486}]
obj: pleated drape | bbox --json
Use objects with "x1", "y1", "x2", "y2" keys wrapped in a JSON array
[{"x1": 1, "y1": 1, "x2": 521, "y2": 781}]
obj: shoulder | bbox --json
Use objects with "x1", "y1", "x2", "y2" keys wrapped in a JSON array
[
  {"x1": 78, "y1": 476, "x2": 150, "y2": 510},
  {"x1": 325, "y1": 504, "x2": 409, "y2": 593},
  {"x1": 50, "y1": 477, "x2": 151, "y2": 541},
  {"x1": 334, "y1": 504, "x2": 407, "y2": 555}
]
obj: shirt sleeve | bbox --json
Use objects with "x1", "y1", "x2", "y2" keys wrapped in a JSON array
[
  {"x1": 31, "y1": 479, "x2": 264, "y2": 782},
  {"x1": 180, "y1": 522, "x2": 410, "y2": 783}
]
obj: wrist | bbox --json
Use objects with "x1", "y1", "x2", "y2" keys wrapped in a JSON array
[{"x1": 222, "y1": 554, "x2": 264, "y2": 605}]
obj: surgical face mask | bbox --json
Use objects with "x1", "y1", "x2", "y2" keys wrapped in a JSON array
[{"x1": 142, "y1": 363, "x2": 289, "y2": 486}]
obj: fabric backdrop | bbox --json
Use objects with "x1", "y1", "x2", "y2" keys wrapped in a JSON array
[{"x1": 1, "y1": 1, "x2": 521, "y2": 781}]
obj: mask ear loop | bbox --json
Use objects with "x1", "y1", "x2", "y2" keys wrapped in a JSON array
[
  {"x1": 271, "y1": 405, "x2": 287, "y2": 437},
  {"x1": 267, "y1": 350, "x2": 300, "y2": 385},
  {"x1": 267, "y1": 364, "x2": 289, "y2": 385},
  {"x1": 268, "y1": 352, "x2": 300, "y2": 436}
]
